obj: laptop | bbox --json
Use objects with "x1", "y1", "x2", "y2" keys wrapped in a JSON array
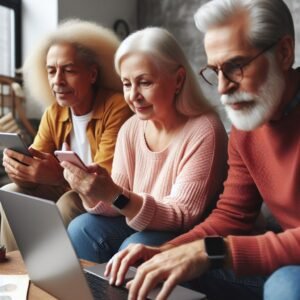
[{"x1": 0, "y1": 190, "x2": 206, "y2": 300}]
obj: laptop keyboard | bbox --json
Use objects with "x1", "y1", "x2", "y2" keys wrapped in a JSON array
[{"x1": 85, "y1": 271, "x2": 128, "y2": 300}]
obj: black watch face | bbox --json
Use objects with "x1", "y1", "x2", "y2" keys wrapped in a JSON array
[
  {"x1": 205, "y1": 237, "x2": 225, "y2": 256},
  {"x1": 113, "y1": 194, "x2": 130, "y2": 209}
]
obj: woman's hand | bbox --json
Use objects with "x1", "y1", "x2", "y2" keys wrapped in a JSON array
[
  {"x1": 104, "y1": 243, "x2": 162, "y2": 286},
  {"x1": 61, "y1": 161, "x2": 121, "y2": 208}
]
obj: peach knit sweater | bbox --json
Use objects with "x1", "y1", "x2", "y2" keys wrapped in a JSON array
[{"x1": 86, "y1": 113, "x2": 228, "y2": 232}]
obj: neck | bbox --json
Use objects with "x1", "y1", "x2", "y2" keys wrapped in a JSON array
[
  {"x1": 144, "y1": 112, "x2": 188, "y2": 152},
  {"x1": 72, "y1": 90, "x2": 96, "y2": 116},
  {"x1": 149, "y1": 112, "x2": 188, "y2": 134},
  {"x1": 272, "y1": 68, "x2": 300, "y2": 120}
]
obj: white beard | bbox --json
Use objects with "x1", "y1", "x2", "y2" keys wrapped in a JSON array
[{"x1": 220, "y1": 54, "x2": 285, "y2": 131}]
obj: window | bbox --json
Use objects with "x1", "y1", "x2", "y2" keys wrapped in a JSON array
[{"x1": 0, "y1": 0, "x2": 21, "y2": 77}]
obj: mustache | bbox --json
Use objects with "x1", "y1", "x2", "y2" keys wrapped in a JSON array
[
  {"x1": 221, "y1": 92, "x2": 257, "y2": 105},
  {"x1": 53, "y1": 87, "x2": 73, "y2": 93}
]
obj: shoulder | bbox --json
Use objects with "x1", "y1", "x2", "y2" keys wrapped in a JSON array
[
  {"x1": 97, "y1": 89, "x2": 126, "y2": 108},
  {"x1": 119, "y1": 114, "x2": 140, "y2": 133},
  {"x1": 106, "y1": 91, "x2": 125, "y2": 105},
  {"x1": 187, "y1": 112, "x2": 227, "y2": 138},
  {"x1": 41, "y1": 102, "x2": 67, "y2": 120},
  {"x1": 116, "y1": 115, "x2": 141, "y2": 148},
  {"x1": 94, "y1": 89, "x2": 132, "y2": 121}
]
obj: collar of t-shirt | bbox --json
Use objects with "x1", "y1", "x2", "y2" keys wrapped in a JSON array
[{"x1": 70, "y1": 109, "x2": 93, "y2": 165}]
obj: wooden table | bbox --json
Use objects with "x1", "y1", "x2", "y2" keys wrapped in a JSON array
[{"x1": 0, "y1": 251, "x2": 94, "y2": 299}]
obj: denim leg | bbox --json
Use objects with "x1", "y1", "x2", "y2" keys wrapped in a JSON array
[
  {"x1": 264, "y1": 266, "x2": 300, "y2": 300},
  {"x1": 184, "y1": 269, "x2": 266, "y2": 300},
  {"x1": 68, "y1": 214, "x2": 135, "y2": 263},
  {"x1": 119, "y1": 231, "x2": 180, "y2": 251}
]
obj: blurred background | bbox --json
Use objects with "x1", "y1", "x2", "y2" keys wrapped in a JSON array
[{"x1": 1, "y1": 0, "x2": 299, "y2": 122}]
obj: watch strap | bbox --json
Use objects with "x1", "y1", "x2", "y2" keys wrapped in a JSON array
[{"x1": 208, "y1": 254, "x2": 224, "y2": 269}]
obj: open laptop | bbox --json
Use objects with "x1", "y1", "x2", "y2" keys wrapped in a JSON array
[{"x1": 0, "y1": 190, "x2": 206, "y2": 300}]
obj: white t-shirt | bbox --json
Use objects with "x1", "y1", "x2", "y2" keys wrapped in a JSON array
[{"x1": 70, "y1": 110, "x2": 93, "y2": 165}]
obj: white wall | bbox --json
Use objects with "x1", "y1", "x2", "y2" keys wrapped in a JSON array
[
  {"x1": 59, "y1": 0, "x2": 137, "y2": 32},
  {"x1": 22, "y1": 0, "x2": 58, "y2": 63},
  {"x1": 22, "y1": 0, "x2": 137, "y2": 119},
  {"x1": 22, "y1": 0, "x2": 58, "y2": 118}
]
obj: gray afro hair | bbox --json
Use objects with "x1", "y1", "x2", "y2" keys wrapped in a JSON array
[{"x1": 22, "y1": 19, "x2": 122, "y2": 106}]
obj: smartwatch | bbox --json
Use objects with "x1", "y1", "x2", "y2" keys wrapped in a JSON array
[
  {"x1": 204, "y1": 236, "x2": 226, "y2": 269},
  {"x1": 112, "y1": 194, "x2": 130, "y2": 210}
]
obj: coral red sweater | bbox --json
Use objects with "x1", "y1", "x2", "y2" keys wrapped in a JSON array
[{"x1": 169, "y1": 102, "x2": 300, "y2": 276}]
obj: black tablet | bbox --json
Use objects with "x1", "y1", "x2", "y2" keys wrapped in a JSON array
[{"x1": 0, "y1": 132, "x2": 32, "y2": 157}]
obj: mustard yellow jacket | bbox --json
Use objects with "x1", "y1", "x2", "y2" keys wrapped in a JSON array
[{"x1": 32, "y1": 88, "x2": 132, "y2": 173}]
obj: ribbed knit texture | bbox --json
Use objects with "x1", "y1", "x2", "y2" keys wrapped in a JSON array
[
  {"x1": 85, "y1": 113, "x2": 228, "y2": 232},
  {"x1": 168, "y1": 103, "x2": 300, "y2": 276}
]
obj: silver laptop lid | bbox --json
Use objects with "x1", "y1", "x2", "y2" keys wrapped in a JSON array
[
  {"x1": 0, "y1": 189, "x2": 93, "y2": 300},
  {"x1": 0, "y1": 190, "x2": 206, "y2": 300}
]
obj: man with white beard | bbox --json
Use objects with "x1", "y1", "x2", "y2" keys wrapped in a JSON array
[
  {"x1": 220, "y1": 53, "x2": 285, "y2": 131},
  {"x1": 103, "y1": 1, "x2": 300, "y2": 300}
]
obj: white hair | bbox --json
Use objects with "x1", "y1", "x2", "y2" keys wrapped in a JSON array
[
  {"x1": 194, "y1": 0, "x2": 294, "y2": 50},
  {"x1": 114, "y1": 27, "x2": 213, "y2": 117}
]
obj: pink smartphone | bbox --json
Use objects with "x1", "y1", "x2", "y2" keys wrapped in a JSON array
[{"x1": 54, "y1": 150, "x2": 87, "y2": 170}]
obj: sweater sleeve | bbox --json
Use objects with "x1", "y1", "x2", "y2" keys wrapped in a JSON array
[{"x1": 228, "y1": 228, "x2": 300, "y2": 276}]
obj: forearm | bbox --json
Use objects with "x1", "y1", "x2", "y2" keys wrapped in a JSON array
[
  {"x1": 83, "y1": 184, "x2": 144, "y2": 218},
  {"x1": 161, "y1": 237, "x2": 233, "y2": 276}
]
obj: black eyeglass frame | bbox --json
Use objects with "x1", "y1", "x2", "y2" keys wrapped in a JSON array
[{"x1": 199, "y1": 42, "x2": 277, "y2": 86}]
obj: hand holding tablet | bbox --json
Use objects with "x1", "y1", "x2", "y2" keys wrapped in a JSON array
[{"x1": 0, "y1": 132, "x2": 32, "y2": 157}]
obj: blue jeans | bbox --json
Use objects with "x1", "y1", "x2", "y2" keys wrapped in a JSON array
[
  {"x1": 184, "y1": 269, "x2": 267, "y2": 300},
  {"x1": 67, "y1": 213, "x2": 179, "y2": 263},
  {"x1": 185, "y1": 266, "x2": 300, "y2": 300},
  {"x1": 264, "y1": 266, "x2": 300, "y2": 300}
]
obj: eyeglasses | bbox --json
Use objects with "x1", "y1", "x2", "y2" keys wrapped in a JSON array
[{"x1": 199, "y1": 42, "x2": 277, "y2": 86}]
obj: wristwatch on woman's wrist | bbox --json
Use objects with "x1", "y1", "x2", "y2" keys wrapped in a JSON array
[
  {"x1": 204, "y1": 236, "x2": 226, "y2": 269},
  {"x1": 112, "y1": 193, "x2": 130, "y2": 210}
]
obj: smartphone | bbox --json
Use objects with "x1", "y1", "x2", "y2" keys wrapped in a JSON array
[
  {"x1": 54, "y1": 150, "x2": 87, "y2": 170},
  {"x1": 0, "y1": 132, "x2": 32, "y2": 157}
]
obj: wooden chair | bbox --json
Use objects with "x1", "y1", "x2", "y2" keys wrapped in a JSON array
[{"x1": 0, "y1": 74, "x2": 36, "y2": 139}]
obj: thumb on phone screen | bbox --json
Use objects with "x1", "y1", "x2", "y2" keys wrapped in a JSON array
[{"x1": 62, "y1": 142, "x2": 71, "y2": 151}]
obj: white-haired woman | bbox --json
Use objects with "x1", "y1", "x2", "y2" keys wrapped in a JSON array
[
  {"x1": 62, "y1": 27, "x2": 228, "y2": 263},
  {"x1": 1, "y1": 19, "x2": 132, "y2": 251}
]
